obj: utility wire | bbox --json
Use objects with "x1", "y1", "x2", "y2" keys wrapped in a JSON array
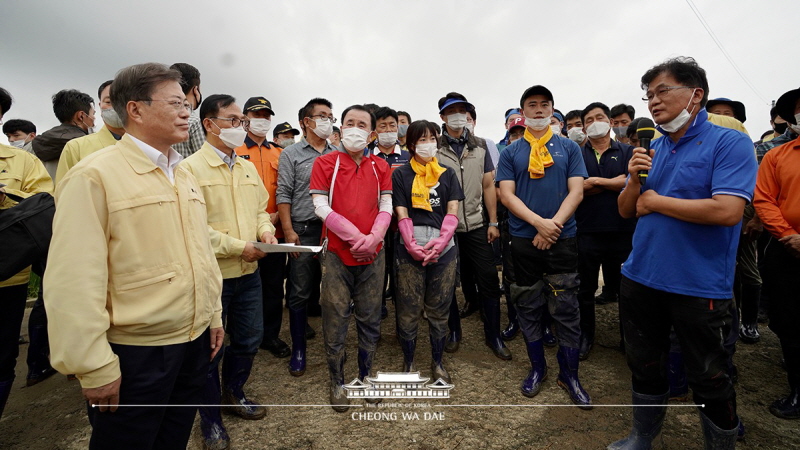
[{"x1": 685, "y1": 0, "x2": 770, "y2": 105}]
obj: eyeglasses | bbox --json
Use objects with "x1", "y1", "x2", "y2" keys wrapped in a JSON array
[
  {"x1": 642, "y1": 86, "x2": 696, "y2": 102},
  {"x1": 309, "y1": 114, "x2": 337, "y2": 124},
  {"x1": 209, "y1": 117, "x2": 250, "y2": 128},
  {"x1": 145, "y1": 99, "x2": 193, "y2": 112}
]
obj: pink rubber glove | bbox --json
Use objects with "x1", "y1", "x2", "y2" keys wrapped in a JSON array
[
  {"x1": 325, "y1": 211, "x2": 364, "y2": 246},
  {"x1": 423, "y1": 214, "x2": 458, "y2": 255},
  {"x1": 398, "y1": 217, "x2": 428, "y2": 262},
  {"x1": 352, "y1": 211, "x2": 391, "y2": 260}
]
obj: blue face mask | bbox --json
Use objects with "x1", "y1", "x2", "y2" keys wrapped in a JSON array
[{"x1": 398, "y1": 124, "x2": 409, "y2": 138}]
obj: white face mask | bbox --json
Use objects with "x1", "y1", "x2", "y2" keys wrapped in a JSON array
[
  {"x1": 248, "y1": 118, "x2": 271, "y2": 137},
  {"x1": 524, "y1": 115, "x2": 551, "y2": 131},
  {"x1": 9, "y1": 139, "x2": 27, "y2": 149},
  {"x1": 567, "y1": 127, "x2": 586, "y2": 144},
  {"x1": 659, "y1": 89, "x2": 697, "y2": 133},
  {"x1": 279, "y1": 138, "x2": 295, "y2": 148},
  {"x1": 378, "y1": 132, "x2": 397, "y2": 147},
  {"x1": 586, "y1": 121, "x2": 611, "y2": 139},
  {"x1": 341, "y1": 127, "x2": 370, "y2": 152},
  {"x1": 215, "y1": 126, "x2": 247, "y2": 149},
  {"x1": 398, "y1": 124, "x2": 409, "y2": 138},
  {"x1": 101, "y1": 108, "x2": 124, "y2": 129},
  {"x1": 446, "y1": 113, "x2": 468, "y2": 130},
  {"x1": 415, "y1": 142, "x2": 438, "y2": 159},
  {"x1": 550, "y1": 124, "x2": 562, "y2": 136},
  {"x1": 791, "y1": 113, "x2": 800, "y2": 135},
  {"x1": 465, "y1": 123, "x2": 475, "y2": 134},
  {"x1": 311, "y1": 118, "x2": 333, "y2": 140}
]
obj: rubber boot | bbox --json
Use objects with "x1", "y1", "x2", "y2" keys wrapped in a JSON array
[
  {"x1": 25, "y1": 324, "x2": 57, "y2": 386},
  {"x1": 501, "y1": 299, "x2": 519, "y2": 341},
  {"x1": 483, "y1": 298, "x2": 512, "y2": 360},
  {"x1": 739, "y1": 284, "x2": 761, "y2": 344},
  {"x1": 607, "y1": 390, "x2": 668, "y2": 450},
  {"x1": 358, "y1": 348, "x2": 381, "y2": 404},
  {"x1": 221, "y1": 353, "x2": 266, "y2": 420},
  {"x1": 0, "y1": 378, "x2": 13, "y2": 419},
  {"x1": 288, "y1": 308, "x2": 307, "y2": 376},
  {"x1": 668, "y1": 351, "x2": 689, "y2": 401},
  {"x1": 769, "y1": 385, "x2": 800, "y2": 419},
  {"x1": 699, "y1": 411, "x2": 738, "y2": 450},
  {"x1": 430, "y1": 335, "x2": 451, "y2": 384},
  {"x1": 328, "y1": 351, "x2": 350, "y2": 413},
  {"x1": 542, "y1": 312, "x2": 557, "y2": 347},
  {"x1": 199, "y1": 367, "x2": 230, "y2": 450},
  {"x1": 444, "y1": 329, "x2": 461, "y2": 353},
  {"x1": 399, "y1": 338, "x2": 416, "y2": 372},
  {"x1": 521, "y1": 340, "x2": 548, "y2": 398},
  {"x1": 556, "y1": 347, "x2": 592, "y2": 409}
]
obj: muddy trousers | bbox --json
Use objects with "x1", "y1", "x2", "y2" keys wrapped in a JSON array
[{"x1": 395, "y1": 245, "x2": 457, "y2": 342}]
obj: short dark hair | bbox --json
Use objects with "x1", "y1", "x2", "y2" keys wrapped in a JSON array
[
  {"x1": 581, "y1": 102, "x2": 611, "y2": 123},
  {"x1": 111, "y1": 63, "x2": 183, "y2": 126},
  {"x1": 52, "y1": 89, "x2": 94, "y2": 123},
  {"x1": 641, "y1": 56, "x2": 709, "y2": 107},
  {"x1": 565, "y1": 110, "x2": 582, "y2": 123},
  {"x1": 374, "y1": 106, "x2": 398, "y2": 123},
  {"x1": 3, "y1": 119, "x2": 36, "y2": 135},
  {"x1": 405, "y1": 120, "x2": 440, "y2": 155},
  {"x1": 199, "y1": 94, "x2": 236, "y2": 136},
  {"x1": 341, "y1": 104, "x2": 376, "y2": 130},
  {"x1": 0, "y1": 88, "x2": 12, "y2": 116},
  {"x1": 626, "y1": 117, "x2": 647, "y2": 138},
  {"x1": 610, "y1": 103, "x2": 635, "y2": 121},
  {"x1": 98, "y1": 80, "x2": 113, "y2": 101},
  {"x1": 332, "y1": 126, "x2": 341, "y2": 135},
  {"x1": 397, "y1": 111, "x2": 411, "y2": 123},
  {"x1": 170, "y1": 63, "x2": 201, "y2": 94},
  {"x1": 363, "y1": 103, "x2": 380, "y2": 115},
  {"x1": 437, "y1": 92, "x2": 468, "y2": 111},
  {"x1": 299, "y1": 98, "x2": 333, "y2": 123}
]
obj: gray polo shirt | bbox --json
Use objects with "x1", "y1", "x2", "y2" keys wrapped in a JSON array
[{"x1": 276, "y1": 137, "x2": 336, "y2": 222}]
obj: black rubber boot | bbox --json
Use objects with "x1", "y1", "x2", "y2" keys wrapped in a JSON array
[
  {"x1": 769, "y1": 385, "x2": 800, "y2": 419},
  {"x1": 556, "y1": 347, "x2": 592, "y2": 409},
  {"x1": 399, "y1": 338, "x2": 416, "y2": 372},
  {"x1": 607, "y1": 390, "x2": 668, "y2": 449},
  {"x1": 739, "y1": 284, "x2": 761, "y2": 344},
  {"x1": 483, "y1": 298, "x2": 512, "y2": 360},
  {"x1": 542, "y1": 312, "x2": 557, "y2": 347},
  {"x1": 358, "y1": 348, "x2": 381, "y2": 404},
  {"x1": 699, "y1": 410, "x2": 738, "y2": 449},
  {"x1": 327, "y1": 351, "x2": 350, "y2": 413},
  {"x1": 521, "y1": 340, "x2": 547, "y2": 398},
  {"x1": 430, "y1": 335, "x2": 451, "y2": 384},
  {"x1": 199, "y1": 367, "x2": 230, "y2": 450},
  {"x1": 25, "y1": 324, "x2": 57, "y2": 386},
  {"x1": 221, "y1": 353, "x2": 266, "y2": 420},
  {"x1": 444, "y1": 330, "x2": 461, "y2": 353},
  {"x1": 288, "y1": 308, "x2": 307, "y2": 376},
  {"x1": 501, "y1": 299, "x2": 520, "y2": 341},
  {"x1": 668, "y1": 351, "x2": 689, "y2": 401}
]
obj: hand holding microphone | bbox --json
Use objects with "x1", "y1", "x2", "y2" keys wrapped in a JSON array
[{"x1": 635, "y1": 118, "x2": 656, "y2": 185}]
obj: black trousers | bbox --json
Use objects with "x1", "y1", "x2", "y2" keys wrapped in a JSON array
[
  {"x1": 762, "y1": 238, "x2": 800, "y2": 386},
  {"x1": 619, "y1": 276, "x2": 737, "y2": 429},
  {"x1": 577, "y1": 232, "x2": 632, "y2": 336},
  {"x1": 259, "y1": 239, "x2": 287, "y2": 342},
  {"x1": 0, "y1": 284, "x2": 27, "y2": 382},
  {"x1": 456, "y1": 227, "x2": 501, "y2": 304},
  {"x1": 87, "y1": 328, "x2": 211, "y2": 450}
]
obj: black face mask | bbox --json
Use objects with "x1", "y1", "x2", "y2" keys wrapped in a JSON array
[{"x1": 774, "y1": 122, "x2": 788, "y2": 135}]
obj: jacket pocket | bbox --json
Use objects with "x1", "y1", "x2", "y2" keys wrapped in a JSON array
[{"x1": 114, "y1": 264, "x2": 181, "y2": 292}]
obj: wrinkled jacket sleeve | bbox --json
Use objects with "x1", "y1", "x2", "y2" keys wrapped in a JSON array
[
  {"x1": 45, "y1": 170, "x2": 120, "y2": 389},
  {"x1": 208, "y1": 226, "x2": 248, "y2": 259},
  {"x1": 256, "y1": 175, "x2": 275, "y2": 239}
]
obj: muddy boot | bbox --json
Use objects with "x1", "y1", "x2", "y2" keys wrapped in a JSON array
[
  {"x1": 444, "y1": 329, "x2": 461, "y2": 353},
  {"x1": 221, "y1": 353, "x2": 266, "y2": 420},
  {"x1": 501, "y1": 300, "x2": 520, "y2": 341},
  {"x1": 430, "y1": 335, "x2": 451, "y2": 384},
  {"x1": 699, "y1": 411, "x2": 738, "y2": 450},
  {"x1": 25, "y1": 324, "x2": 57, "y2": 386},
  {"x1": 399, "y1": 338, "x2": 416, "y2": 372},
  {"x1": 521, "y1": 340, "x2": 547, "y2": 398},
  {"x1": 199, "y1": 369, "x2": 229, "y2": 450},
  {"x1": 289, "y1": 308, "x2": 307, "y2": 377},
  {"x1": 607, "y1": 390, "x2": 668, "y2": 449},
  {"x1": 556, "y1": 347, "x2": 592, "y2": 409},
  {"x1": 668, "y1": 351, "x2": 689, "y2": 402},
  {"x1": 483, "y1": 298, "x2": 512, "y2": 360},
  {"x1": 358, "y1": 348, "x2": 381, "y2": 404},
  {"x1": 328, "y1": 351, "x2": 350, "y2": 413}
]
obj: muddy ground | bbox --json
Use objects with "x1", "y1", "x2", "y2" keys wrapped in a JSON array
[{"x1": 2, "y1": 285, "x2": 798, "y2": 450}]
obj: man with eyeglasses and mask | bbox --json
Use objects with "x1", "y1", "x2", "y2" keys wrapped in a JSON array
[
  {"x1": 56, "y1": 80, "x2": 126, "y2": 183},
  {"x1": 32, "y1": 89, "x2": 96, "y2": 180},
  {"x1": 45, "y1": 63, "x2": 224, "y2": 449},
  {"x1": 609, "y1": 57, "x2": 757, "y2": 449},
  {"x1": 181, "y1": 94, "x2": 277, "y2": 450},
  {"x1": 276, "y1": 98, "x2": 337, "y2": 378}
]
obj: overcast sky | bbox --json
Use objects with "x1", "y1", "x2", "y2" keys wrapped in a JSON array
[{"x1": 1, "y1": 0, "x2": 796, "y2": 146}]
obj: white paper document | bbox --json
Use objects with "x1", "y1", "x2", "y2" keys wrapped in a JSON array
[{"x1": 252, "y1": 242, "x2": 323, "y2": 253}]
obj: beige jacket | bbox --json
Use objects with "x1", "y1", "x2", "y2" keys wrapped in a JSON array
[{"x1": 55, "y1": 126, "x2": 119, "y2": 184}]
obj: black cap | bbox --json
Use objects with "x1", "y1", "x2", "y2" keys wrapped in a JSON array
[
  {"x1": 706, "y1": 98, "x2": 746, "y2": 123},
  {"x1": 243, "y1": 97, "x2": 275, "y2": 115},
  {"x1": 273, "y1": 121, "x2": 300, "y2": 137},
  {"x1": 775, "y1": 88, "x2": 800, "y2": 125},
  {"x1": 520, "y1": 85, "x2": 554, "y2": 107}
]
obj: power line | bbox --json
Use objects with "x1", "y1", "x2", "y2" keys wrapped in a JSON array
[{"x1": 684, "y1": 0, "x2": 770, "y2": 105}]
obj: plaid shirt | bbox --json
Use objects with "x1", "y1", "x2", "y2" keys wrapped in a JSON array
[
  {"x1": 172, "y1": 112, "x2": 204, "y2": 158},
  {"x1": 755, "y1": 128, "x2": 798, "y2": 163}
]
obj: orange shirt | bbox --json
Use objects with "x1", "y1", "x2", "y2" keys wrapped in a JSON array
[
  {"x1": 236, "y1": 136, "x2": 283, "y2": 238},
  {"x1": 754, "y1": 136, "x2": 800, "y2": 238}
]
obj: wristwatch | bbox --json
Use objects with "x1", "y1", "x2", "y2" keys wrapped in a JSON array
[{"x1": 488, "y1": 222, "x2": 499, "y2": 227}]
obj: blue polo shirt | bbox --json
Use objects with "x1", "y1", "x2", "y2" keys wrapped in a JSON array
[
  {"x1": 621, "y1": 109, "x2": 758, "y2": 299},
  {"x1": 496, "y1": 134, "x2": 587, "y2": 239}
]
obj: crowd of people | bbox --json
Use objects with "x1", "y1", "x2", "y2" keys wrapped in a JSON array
[{"x1": 0, "y1": 56, "x2": 798, "y2": 450}]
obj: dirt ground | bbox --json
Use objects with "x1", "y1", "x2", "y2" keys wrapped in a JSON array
[{"x1": 2, "y1": 285, "x2": 798, "y2": 450}]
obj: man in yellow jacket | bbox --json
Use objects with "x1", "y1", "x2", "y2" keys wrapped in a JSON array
[
  {"x1": 180, "y1": 94, "x2": 276, "y2": 449},
  {"x1": 0, "y1": 85, "x2": 53, "y2": 418},
  {"x1": 44, "y1": 63, "x2": 224, "y2": 450}
]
